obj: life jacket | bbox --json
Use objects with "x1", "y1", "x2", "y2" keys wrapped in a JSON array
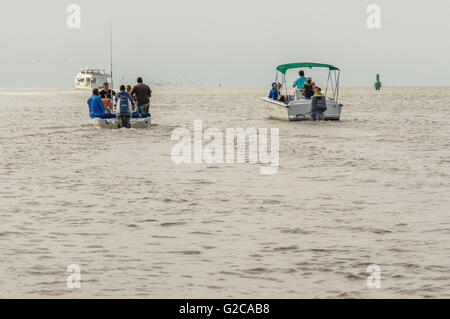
[{"x1": 117, "y1": 93, "x2": 132, "y2": 115}]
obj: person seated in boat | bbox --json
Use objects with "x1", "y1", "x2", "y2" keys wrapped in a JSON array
[
  {"x1": 302, "y1": 78, "x2": 314, "y2": 100},
  {"x1": 293, "y1": 70, "x2": 307, "y2": 89},
  {"x1": 100, "y1": 82, "x2": 116, "y2": 113},
  {"x1": 277, "y1": 83, "x2": 289, "y2": 103},
  {"x1": 115, "y1": 85, "x2": 135, "y2": 128},
  {"x1": 314, "y1": 87, "x2": 325, "y2": 96},
  {"x1": 100, "y1": 82, "x2": 116, "y2": 99},
  {"x1": 87, "y1": 88, "x2": 115, "y2": 119},
  {"x1": 268, "y1": 82, "x2": 279, "y2": 100}
]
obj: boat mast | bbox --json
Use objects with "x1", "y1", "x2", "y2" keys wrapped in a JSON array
[{"x1": 110, "y1": 22, "x2": 113, "y2": 89}]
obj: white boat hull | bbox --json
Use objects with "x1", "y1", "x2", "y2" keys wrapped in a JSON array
[
  {"x1": 92, "y1": 117, "x2": 151, "y2": 129},
  {"x1": 263, "y1": 97, "x2": 343, "y2": 121}
]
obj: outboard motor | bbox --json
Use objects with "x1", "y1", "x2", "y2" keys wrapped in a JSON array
[
  {"x1": 117, "y1": 96, "x2": 132, "y2": 129},
  {"x1": 310, "y1": 95, "x2": 327, "y2": 121}
]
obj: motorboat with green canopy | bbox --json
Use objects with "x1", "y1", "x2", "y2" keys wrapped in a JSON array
[{"x1": 263, "y1": 62, "x2": 343, "y2": 121}]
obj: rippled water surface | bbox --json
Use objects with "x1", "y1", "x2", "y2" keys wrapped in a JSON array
[{"x1": 0, "y1": 88, "x2": 449, "y2": 298}]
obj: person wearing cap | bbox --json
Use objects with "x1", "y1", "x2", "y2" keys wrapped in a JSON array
[{"x1": 268, "y1": 82, "x2": 280, "y2": 100}]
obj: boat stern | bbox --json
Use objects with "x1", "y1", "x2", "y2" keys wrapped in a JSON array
[{"x1": 264, "y1": 97, "x2": 343, "y2": 121}]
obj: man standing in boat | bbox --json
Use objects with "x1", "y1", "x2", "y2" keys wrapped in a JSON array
[
  {"x1": 293, "y1": 70, "x2": 307, "y2": 89},
  {"x1": 130, "y1": 77, "x2": 152, "y2": 114}
]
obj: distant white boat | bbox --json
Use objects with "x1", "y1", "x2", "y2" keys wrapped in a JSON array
[{"x1": 75, "y1": 67, "x2": 111, "y2": 90}]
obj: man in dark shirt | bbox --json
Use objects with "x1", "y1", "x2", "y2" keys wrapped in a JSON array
[
  {"x1": 99, "y1": 82, "x2": 116, "y2": 99},
  {"x1": 130, "y1": 77, "x2": 152, "y2": 114}
]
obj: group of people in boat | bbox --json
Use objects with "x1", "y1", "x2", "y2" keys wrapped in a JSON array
[
  {"x1": 87, "y1": 77, "x2": 152, "y2": 128},
  {"x1": 268, "y1": 70, "x2": 324, "y2": 103}
]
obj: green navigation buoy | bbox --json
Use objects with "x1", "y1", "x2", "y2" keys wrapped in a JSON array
[{"x1": 375, "y1": 74, "x2": 382, "y2": 90}]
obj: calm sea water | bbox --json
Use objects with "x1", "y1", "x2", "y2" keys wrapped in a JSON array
[{"x1": 0, "y1": 88, "x2": 449, "y2": 298}]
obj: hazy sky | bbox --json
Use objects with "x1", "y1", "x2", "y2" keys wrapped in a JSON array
[{"x1": 1, "y1": 0, "x2": 449, "y2": 87}]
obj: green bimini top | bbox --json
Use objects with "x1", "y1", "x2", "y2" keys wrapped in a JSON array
[{"x1": 276, "y1": 62, "x2": 340, "y2": 74}]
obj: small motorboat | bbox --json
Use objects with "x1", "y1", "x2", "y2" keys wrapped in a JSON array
[
  {"x1": 263, "y1": 62, "x2": 343, "y2": 121},
  {"x1": 88, "y1": 24, "x2": 152, "y2": 129}
]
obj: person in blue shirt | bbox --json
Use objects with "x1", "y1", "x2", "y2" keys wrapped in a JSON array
[
  {"x1": 87, "y1": 88, "x2": 108, "y2": 119},
  {"x1": 268, "y1": 82, "x2": 279, "y2": 100},
  {"x1": 115, "y1": 85, "x2": 135, "y2": 110},
  {"x1": 293, "y1": 70, "x2": 307, "y2": 89},
  {"x1": 115, "y1": 85, "x2": 136, "y2": 128}
]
